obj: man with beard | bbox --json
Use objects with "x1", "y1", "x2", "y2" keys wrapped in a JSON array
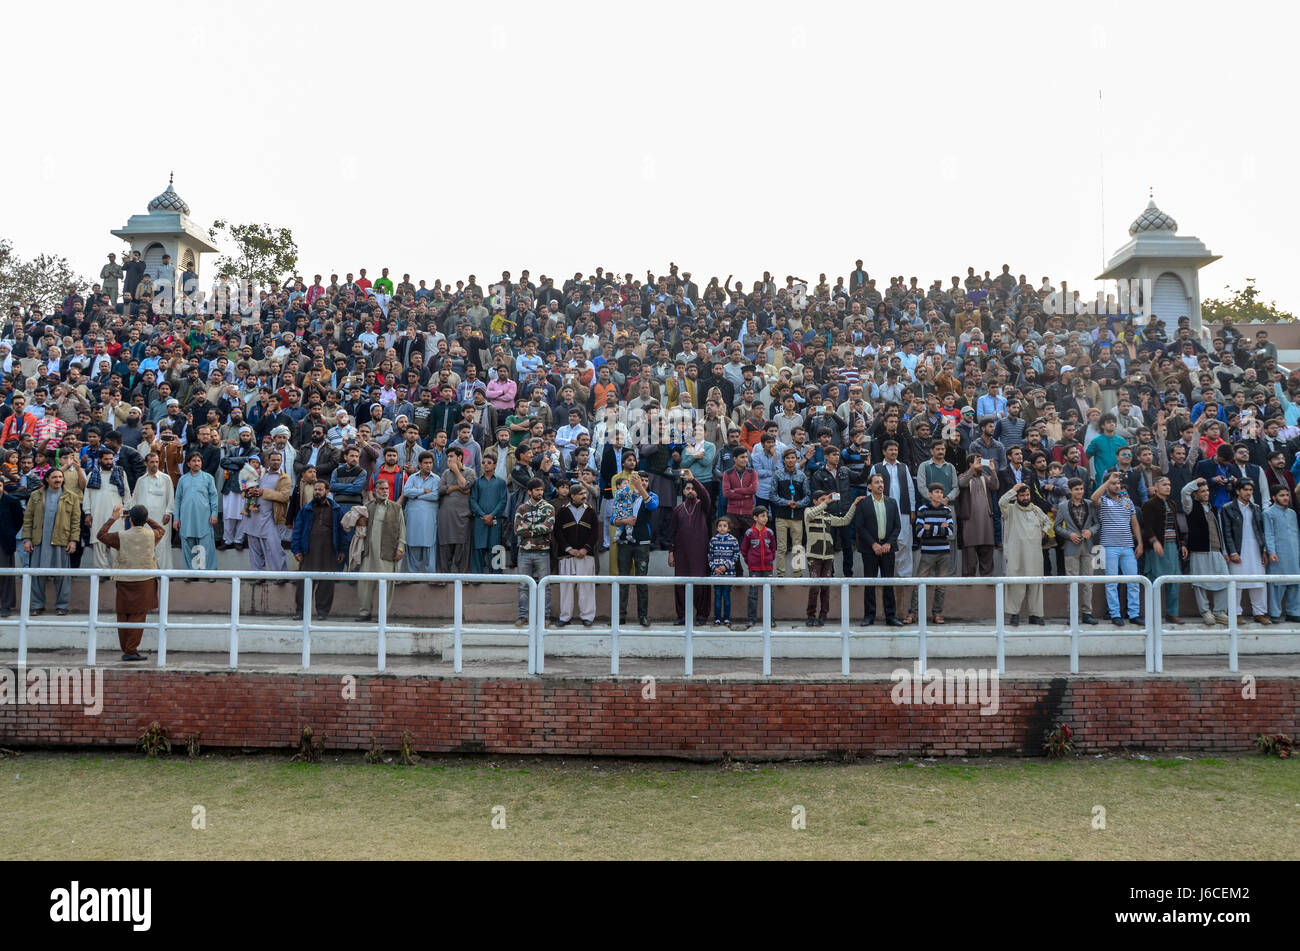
[
  {"x1": 219, "y1": 426, "x2": 258, "y2": 547},
  {"x1": 174, "y1": 451, "x2": 220, "y2": 572},
  {"x1": 129, "y1": 450, "x2": 174, "y2": 569},
  {"x1": 83, "y1": 446, "x2": 129, "y2": 569},
  {"x1": 241, "y1": 450, "x2": 292, "y2": 576},
  {"x1": 1000, "y1": 480, "x2": 1054, "y2": 626},
  {"x1": 552, "y1": 479, "x2": 601, "y2": 627},
  {"x1": 401, "y1": 451, "x2": 439, "y2": 572},
  {"x1": 665, "y1": 471, "x2": 713, "y2": 624},
  {"x1": 295, "y1": 424, "x2": 340, "y2": 484},
  {"x1": 436, "y1": 447, "x2": 475, "y2": 573},
  {"x1": 291, "y1": 479, "x2": 345, "y2": 621},
  {"x1": 356, "y1": 478, "x2": 405, "y2": 622}
]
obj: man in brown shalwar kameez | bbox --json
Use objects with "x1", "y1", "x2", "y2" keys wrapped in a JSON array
[{"x1": 96, "y1": 504, "x2": 166, "y2": 661}]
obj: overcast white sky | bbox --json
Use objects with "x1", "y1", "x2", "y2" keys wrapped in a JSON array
[{"x1": 3, "y1": 0, "x2": 1296, "y2": 310}]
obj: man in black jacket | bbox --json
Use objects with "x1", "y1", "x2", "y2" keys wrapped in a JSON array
[
  {"x1": 0, "y1": 480, "x2": 23, "y2": 617},
  {"x1": 104, "y1": 430, "x2": 145, "y2": 491},
  {"x1": 852, "y1": 472, "x2": 903, "y2": 627}
]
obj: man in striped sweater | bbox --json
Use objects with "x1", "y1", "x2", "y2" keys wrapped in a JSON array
[{"x1": 908, "y1": 484, "x2": 955, "y2": 624}]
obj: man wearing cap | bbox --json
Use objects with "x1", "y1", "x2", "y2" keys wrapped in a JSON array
[
  {"x1": 219, "y1": 426, "x2": 258, "y2": 547},
  {"x1": 100, "y1": 253, "x2": 122, "y2": 304}
]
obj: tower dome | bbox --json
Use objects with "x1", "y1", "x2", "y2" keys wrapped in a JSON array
[
  {"x1": 147, "y1": 173, "x2": 191, "y2": 215},
  {"x1": 1128, "y1": 198, "x2": 1178, "y2": 236}
]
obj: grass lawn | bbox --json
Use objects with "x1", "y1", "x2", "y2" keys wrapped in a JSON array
[{"x1": 4, "y1": 751, "x2": 1297, "y2": 860}]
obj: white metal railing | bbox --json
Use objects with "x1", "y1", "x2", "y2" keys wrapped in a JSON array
[
  {"x1": 1, "y1": 568, "x2": 536, "y2": 674},
  {"x1": 1153, "y1": 573, "x2": 1300, "y2": 673},
  {"x1": 534, "y1": 574, "x2": 1157, "y2": 677}
]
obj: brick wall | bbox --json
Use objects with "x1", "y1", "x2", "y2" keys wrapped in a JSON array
[{"x1": 1, "y1": 672, "x2": 1295, "y2": 758}]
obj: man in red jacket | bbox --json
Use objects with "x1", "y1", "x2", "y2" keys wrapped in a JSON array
[
  {"x1": 739, "y1": 506, "x2": 775, "y2": 629},
  {"x1": 722, "y1": 448, "x2": 757, "y2": 540},
  {"x1": 0, "y1": 394, "x2": 37, "y2": 448}
]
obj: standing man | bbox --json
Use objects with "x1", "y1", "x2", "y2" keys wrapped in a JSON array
[
  {"x1": 436, "y1": 447, "x2": 475, "y2": 573},
  {"x1": 1264, "y1": 484, "x2": 1300, "y2": 622},
  {"x1": 469, "y1": 454, "x2": 509, "y2": 573},
  {"x1": 129, "y1": 450, "x2": 175, "y2": 570},
  {"x1": 514, "y1": 477, "x2": 556, "y2": 628},
  {"x1": 100, "y1": 253, "x2": 122, "y2": 304},
  {"x1": 83, "y1": 446, "x2": 129, "y2": 569},
  {"x1": 665, "y1": 471, "x2": 713, "y2": 625},
  {"x1": 356, "y1": 478, "x2": 405, "y2": 622},
  {"x1": 241, "y1": 450, "x2": 292, "y2": 576},
  {"x1": 401, "y1": 451, "x2": 439, "y2": 573},
  {"x1": 1054, "y1": 478, "x2": 1100, "y2": 625},
  {"x1": 1142, "y1": 475, "x2": 1185, "y2": 625},
  {"x1": 722, "y1": 447, "x2": 757, "y2": 542},
  {"x1": 770, "y1": 448, "x2": 809, "y2": 578},
  {"x1": 853, "y1": 473, "x2": 903, "y2": 627},
  {"x1": 803, "y1": 488, "x2": 860, "y2": 626},
  {"x1": 1181, "y1": 477, "x2": 1231, "y2": 625},
  {"x1": 22, "y1": 464, "x2": 84, "y2": 616},
  {"x1": 553, "y1": 480, "x2": 600, "y2": 627},
  {"x1": 957, "y1": 452, "x2": 998, "y2": 576},
  {"x1": 174, "y1": 452, "x2": 219, "y2": 571},
  {"x1": 1092, "y1": 471, "x2": 1145, "y2": 626},
  {"x1": 291, "y1": 479, "x2": 345, "y2": 621},
  {"x1": 872, "y1": 439, "x2": 916, "y2": 578},
  {"x1": 0, "y1": 480, "x2": 23, "y2": 617},
  {"x1": 1221, "y1": 479, "x2": 1270, "y2": 623},
  {"x1": 1000, "y1": 481, "x2": 1054, "y2": 626},
  {"x1": 610, "y1": 471, "x2": 658, "y2": 628},
  {"x1": 95, "y1": 504, "x2": 166, "y2": 661}
]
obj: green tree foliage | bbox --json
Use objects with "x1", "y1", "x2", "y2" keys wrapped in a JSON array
[
  {"x1": 0, "y1": 237, "x2": 86, "y2": 312},
  {"x1": 208, "y1": 219, "x2": 299, "y2": 292},
  {"x1": 1202, "y1": 279, "x2": 1295, "y2": 324}
]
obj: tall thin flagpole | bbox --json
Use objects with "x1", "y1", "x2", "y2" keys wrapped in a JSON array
[{"x1": 1098, "y1": 88, "x2": 1106, "y2": 271}]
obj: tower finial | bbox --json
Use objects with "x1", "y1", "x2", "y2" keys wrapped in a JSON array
[
  {"x1": 1149, "y1": 184, "x2": 1153, "y2": 200},
  {"x1": 169, "y1": 170, "x2": 174, "y2": 187}
]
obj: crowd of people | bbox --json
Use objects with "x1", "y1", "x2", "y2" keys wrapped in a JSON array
[{"x1": 4, "y1": 258, "x2": 1300, "y2": 640}]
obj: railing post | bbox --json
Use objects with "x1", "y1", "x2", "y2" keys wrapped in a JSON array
[
  {"x1": 87, "y1": 575, "x2": 99, "y2": 667},
  {"x1": 377, "y1": 573, "x2": 388, "y2": 673},
  {"x1": 994, "y1": 581, "x2": 1005, "y2": 675},
  {"x1": 453, "y1": 578, "x2": 464, "y2": 674},
  {"x1": 301, "y1": 577, "x2": 312, "y2": 670},
  {"x1": 1145, "y1": 579, "x2": 1156, "y2": 673},
  {"x1": 839, "y1": 583, "x2": 850, "y2": 677},
  {"x1": 684, "y1": 582, "x2": 693, "y2": 676},
  {"x1": 156, "y1": 576, "x2": 169, "y2": 668},
  {"x1": 1227, "y1": 580, "x2": 1239, "y2": 673},
  {"x1": 761, "y1": 581, "x2": 772, "y2": 677},
  {"x1": 917, "y1": 583, "x2": 927, "y2": 678},
  {"x1": 536, "y1": 579, "x2": 546, "y2": 675},
  {"x1": 1069, "y1": 581, "x2": 1079, "y2": 675},
  {"x1": 229, "y1": 576, "x2": 240, "y2": 669},
  {"x1": 17, "y1": 573, "x2": 30, "y2": 668},
  {"x1": 526, "y1": 579, "x2": 536, "y2": 676},
  {"x1": 610, "y1": 580, "x2": 620, "y2": 676}
]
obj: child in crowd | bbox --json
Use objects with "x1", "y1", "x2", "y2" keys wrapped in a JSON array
[
  {"x1": 739, "y1": 507, "x2": 776, "y2": 628},
  {"x1": 708, "y1": 515, "x2": 741, "y2": 625}
]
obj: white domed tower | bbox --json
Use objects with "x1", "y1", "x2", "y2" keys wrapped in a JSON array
[
  {"x1": 111, "y1": 173, "x2": 219, "y2": 295},
  {"x1": 1096, "y1": 189, "x2": 1221, "y2": 336}
]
